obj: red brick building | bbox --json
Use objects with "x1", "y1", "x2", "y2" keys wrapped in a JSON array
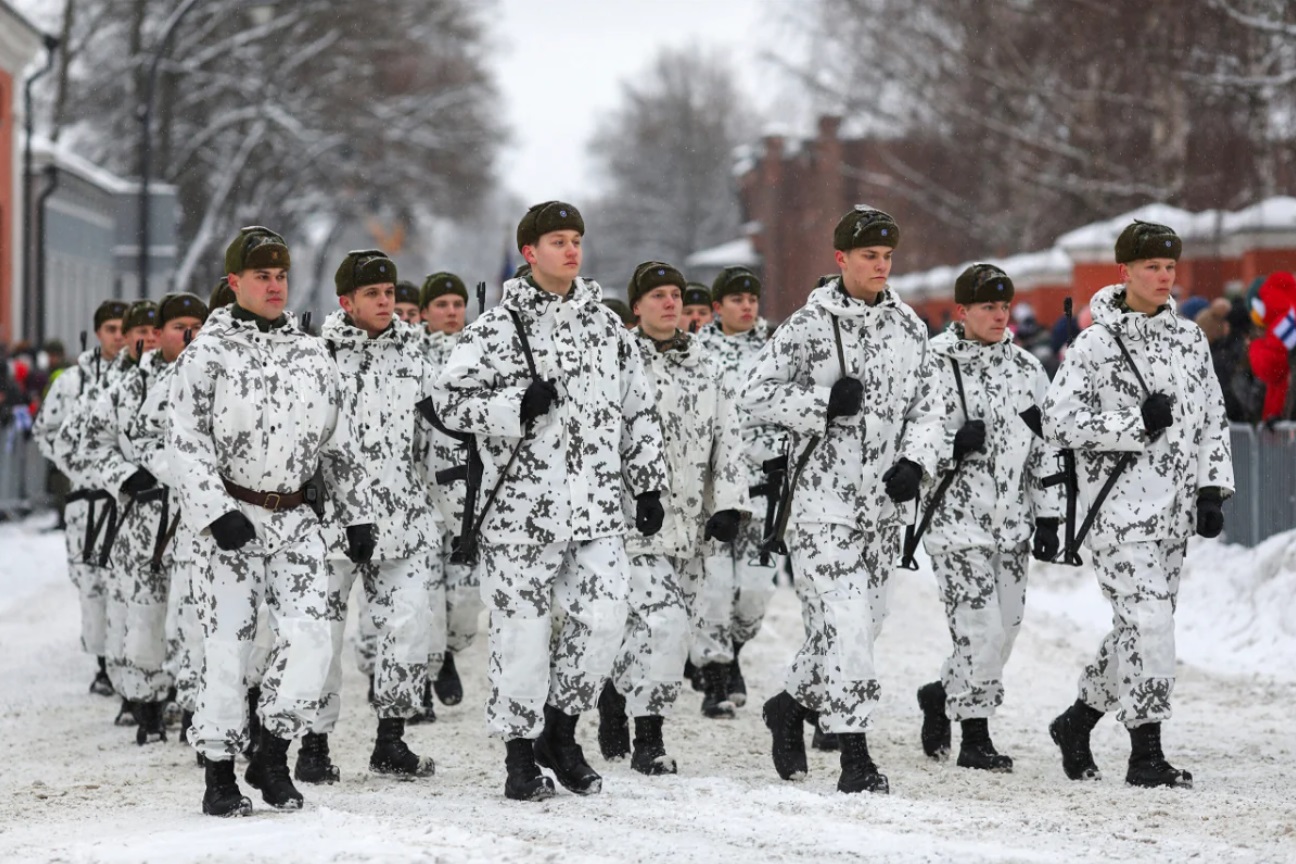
[{"x1": 0, "y1": 2, "x2": 44, "y2": 345}]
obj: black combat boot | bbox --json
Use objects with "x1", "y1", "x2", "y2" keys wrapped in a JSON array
[
  {"x1": 684, "y1": 657, "x2": 704, "y2": 692},
  {"x1": 504, "y1": 737, "x2": 555, "y2": 801},
  {"x1": 762, "y1": 691, "x2": 809, "y2": 781},
  {"x1": 114, "y1": 698, "x2": 137, "y2": 727},
  {"x1": 700, "y1": 663, "x2": 736, "y2": 719},
  {"x1": 1126, "y1": 722, "x2": 1192, "y2": 788},
  {"x1": 534, "y1": 704, "x2": 602, "y2": 794},
  {"x1": 135, "y1": 700, "x2": 167, "y2": 745},
  {"x1": 837, "y1": 733, "x2": 890, "y2": 794},
  {"x1": 729, "y1": 641, "x2": 748, "y2": 707},
  {"x1": 596, "y1": 680, "x2": 631, "y2": 760},
  {"x1": 433, "y1": 652, "x2": 464, "y2": 706},
  {"x1": 630, "y1": 715, "x2": 677, "y2": 776},
  {"x1": 244, "y1": 731, "x2": 304, "y2": 810},
  {"x1": 294, "y1": 732, "x2": 340, "y2": 784},
  {"x1": 180, "y1": 709, "x2": 193, "y2": 745},
  {"x1": 809, "y1": 713, "x2": 840, "y2": 752},
  {"x1": 162, "y1": 686, "x2": 182, "y2": 728},
  {"x1": 917, "y1": 681, "x2": 951, "y2": 760},
  {"x1": 957, "y1": 718, "x2": 1012, "y2": 772},
  {"x1": 370, "y1": 717, "x2": 435, "y2": 777},
  {"x1": 201, "y1": 758, "x2": 252, "y2": 817},
  {"x1": 90, "y1": 657, "x2": 114, "y2": 696},
  {"x1": 1049, "y1": 699, "x2": 1104, "y2": 781}
]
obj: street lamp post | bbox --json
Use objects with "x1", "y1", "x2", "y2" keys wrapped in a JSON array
[{"x1": 135, "y1": 0, "x2": 203, "y2": 300}]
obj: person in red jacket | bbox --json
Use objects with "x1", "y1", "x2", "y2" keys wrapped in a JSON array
[{"x1": 1247, "y1": 271, "x2": 1296, "y2": 424}]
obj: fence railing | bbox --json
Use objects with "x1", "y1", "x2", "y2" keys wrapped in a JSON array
[{"x1": 3, "y1": 421, "x2": 1294, "y2": 546}]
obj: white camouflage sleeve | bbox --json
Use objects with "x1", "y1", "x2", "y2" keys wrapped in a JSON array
[
  {"x1": 319, "y1": 368, "x2": 373, "y2": 528},
  {"x1": 433, "y1": 318, "x2": 528, "y2": 439},
  {"x1": 898, "y1": 342, "x2": 950, "y2": 479},
  {"x1": 617, "y1": 327, "x2": 668, "y2": 497},
  {"x1": 32, "y1": 369, "x2": 78, "y2": 469},
  {"x1": 708, "y1": 382, "x2": 750, "y2": 517},
  {"x1": 70, "y1": 385, "x2": 135, "y2": 495},
  {"x1": 743, "y1": 315, "x2": 832, "y2": 437},
  {"x1": 1026, "y1": 365, "x2": 1064, "y2": 519},
  {"x1": 167, "y1": 345, "x2": 238, "y2": 532},
  {"x1": 1194, "y1": 336, "x2": 1235, "y2": 496},
  {"x1": 1043, "y1": 337, "x2": 1147, "y2": 452}
]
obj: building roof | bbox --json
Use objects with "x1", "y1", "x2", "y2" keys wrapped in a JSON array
[
  {"x1": 0, "y1": 0, "x2": 45, "y2": 74},
  {"x1": 29, "y1": 136, "x2": 175, "y2": 197},
  {"x1": 684, "y1": 237, "x2": 760, "y2": 269}
]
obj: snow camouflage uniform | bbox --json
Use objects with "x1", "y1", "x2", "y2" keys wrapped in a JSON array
[
  {"x1": 168, "y1": 305, "x2": 371, "y2": 760},
  {"x1": 315, "y1": 312, "x2": 443, "y2": 728},
  {"x1": 744, "y1": 280, "x2": 947, "y2": 733},
  {"x1": 695, "y1": 318, "x2": 784, "y2": 665},
  {"x1": 66, "y1": 348, "x2": 176, "y2": 704},
  {"x1": 1043, "y1": 285, "x2": 1233, "y2": 727},
  {"x1": 922, "y1": 324, "x2": 1062, "y2": 720},
  {"x1": 611, "y1": 327, "x2": 748, "y2": 717},
  {"x1": 33, "y1": 348, "x2": 127, "y2": 660},
  {"x1": 432, "y1": 275, "x2": 668, "y2": 740}
]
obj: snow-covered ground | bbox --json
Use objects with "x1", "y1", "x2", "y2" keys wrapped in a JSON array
[{"x1": 2, "y1": 514, "x2": 1294, "y2": 864}]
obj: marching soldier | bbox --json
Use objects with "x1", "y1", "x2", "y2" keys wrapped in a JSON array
[{"x1": 394, "y1": 280, "x2": 423, "y2": 325}]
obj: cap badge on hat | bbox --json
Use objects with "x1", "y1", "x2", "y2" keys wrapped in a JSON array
[
  {"x1": 743, "y1": 279, "x2": 750, "y2": 287},
  {"x1": 379, "y1": 264, "x2": 387, "y2": 273},
  {"x1": 657, "y1": 269, "x2": 665, "y2": 276},
  {"x1": 997, "y1": 283, "x2": 1004, "y2": 291},
  {"x1": 559, "y1": 209, "x2": 568, "y2": 217},
  {"x1": 445, "y1": 280, "x2": 453, "y2": 288},
  {"x1": 1165, "y1": 240, "x2": 1172, "y2": 248},
  {"x1": 881, "y1": 228, "x2": 889, "y2": 236}
]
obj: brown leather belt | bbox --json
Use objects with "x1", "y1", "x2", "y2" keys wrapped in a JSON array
[{"x1": 222, "y1": 477, "x2": 305, "y2": 512}]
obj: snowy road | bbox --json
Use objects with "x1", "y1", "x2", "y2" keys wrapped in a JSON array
[{"x1": 1, "y1": 517, "x2": 1293, "y2": 863}]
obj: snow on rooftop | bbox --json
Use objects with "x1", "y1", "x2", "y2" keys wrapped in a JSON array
[
  {"x1": 1223, "y1": 195, "x2": 1296, "y2": 234},
  {"x1": 684, "y1": 237, "x2": 760, "y2": 268},
  {"x1": 28, "y1": 135, "x2": 174, "y2": 197},
  {"x1": 1056, "y1": 203, "x2": 1197, "y2": 250}
]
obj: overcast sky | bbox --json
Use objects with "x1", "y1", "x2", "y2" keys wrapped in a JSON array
[{"x1": 491, "y1": 0, "x2": 767, "y2": 205}]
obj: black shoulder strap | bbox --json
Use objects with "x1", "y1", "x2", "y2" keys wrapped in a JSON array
[
  {"x1": 505, "y1": 307, "x2": 539, "y2": 381},
  {"x1": 950, "y1": 358, "x2": 969, "y2": 418},
  {"x1": 829, "y1": 314, "x2": 846, "y2": 378},
  {"x1": 1111, "y1": 330, "x2": 1150, "y2": 396}
]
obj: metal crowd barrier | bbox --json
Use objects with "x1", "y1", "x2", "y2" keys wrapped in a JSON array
[{"x1": 0, "y1": 423, "x2": 51, "y2": 518}]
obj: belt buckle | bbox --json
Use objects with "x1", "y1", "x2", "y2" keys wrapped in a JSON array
[{"x1": 264, "y1": 492, "x2": 282, "y2": 512}]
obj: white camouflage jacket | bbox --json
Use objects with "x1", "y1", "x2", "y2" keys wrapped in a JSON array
[
  {"x1": 921, "y1": 324, "x2": 1063, "y2": 553},
  {"x1": 33, "y1": 349, "x2": 125, "y2": 487},
  {"x1": 1043, "y1": 284, "x2": 1234, "y2": 550},
  {"x1": 320, "y1": 311, "x2": 440, "y2": 561},
  {"x1": 419, "y1": 329, "x2": 468, "y2": 533},
  {"x1": 432, "y1": 276, "x2": 668, "y2": 546},
  {"x1": 624, "y1": 327, "x2": 749, "y2": 558},
  {"x1": 422, "y1": 329, "x2": 459, "y2": 371},
  {"x1": 167, "y1": 306, "x2": 370, "y2": 549},
  {"x1": 698, "y1": 318, "x2": 786, "y2": 479},
  {"x1": 743, "y1": 281, "x2": 949, "y2": 531}
]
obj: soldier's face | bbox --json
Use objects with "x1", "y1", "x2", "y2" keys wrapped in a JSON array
[
  {"x1": 394, "y1": 302, "x2": 421, "y2": 325},
  {"x1": 836, "y1": 246, "x2": 893, "y2": 300},
  {"x1": 524, "y1": 230, "x2": 582, "y2": 286},
  {"x1": 159, "y1": 316, "x2": 203, "y2": 363},
  {"x1": 423, "y1": 295, "x2": 466, "y2": 334},
  {"x1": 340, "y1": 282, "x2": 396, "y2": 337},
  {"x1": 95, "y1": 320, "x2": 125, "y2": 361},
  {"x1": 681, "y1": 304, "x2": 712, "y2": 331},
  {"x1": 124, "y1": 325, "x2": 159, "y2": 359},
  {"x1": 1121, "y1": 259, "x2": 1176, "y2": 314},
  {"x1": 634, "y1": 285, "x2": 682, "y2": 339},
  {"x1": 958, "y1": 301, "x2": 1011, "y2": 345},
  {"x1": 713, "y1": 293, "x2": 759, "y2": 335},
  {"x1": 229, "y1": 267, "x2": 289, "y2": 319}
]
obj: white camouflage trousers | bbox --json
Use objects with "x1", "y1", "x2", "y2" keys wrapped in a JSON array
[
  {"x1": 1078, "y1": 539, "x2": 1186, "y2": 728},
  {"x1": 480, "y1": 537, "x2": 629, "y2": 739},
  {"x1": 610, "y1": 554, "x2": 702, "y2": 717},
  {"x1": 443, "y1": 528, "x2": 483, "y2": 656},
  {"x1": 165, "y1": 560, "x2": 202, "y2": 711},
  {"x1": 785, "y1": 521, "x2": 894, "y2": 733},
  {"x1": 102, "y1": 499, "x2": 173, "y2": 702},
  {"x1": 189, "y1": 529, "x2": 332, "y2": 760},
  {"x1": 316, "y1": 554, "x2": 441, "y2": 729},
  {"x1": 65, "y1": 502, "x2": 107, "y2": 656},
  {"x1": 930, "y1": 543, "x2": 1028, "y2": 721},
  {"x1": 697, "y1": 516, "x2": 778, "y2": 663}
]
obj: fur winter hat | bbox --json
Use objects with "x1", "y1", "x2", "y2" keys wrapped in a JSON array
[
  {"x1": 225, "y1": 225, "x2": 290, "y2": 274},
  {"x1": 1115, "y1": 220, "x2": 1181, "y2": 264},
  {"x1": 628, "y1": 261, "x2": 687, "y2": 306},
  {"x1": 334, "y1": 249, "x2": 397, "y2": 296},
  {"x1": 516, "y1": 201, "x2": 584, "y2": 251},
  {"x1": 158, "y1": 293, "x2": 209, "y2": 327},
  {"x1": 711, "y1": 265, "x2": 762, "y2": 301},
  {"x1": 954, "y1": 263, "x2": 1015, "y2": 305},
  {"x1": 420, "y1": 272, "x2": 468, "y2": 308},
  {"x1": 682, "y1": 282, "x2": 712, "y2": 307},
  {"x1": 93, "y1": 299, "x2": 128, "y2": 330},
  {"x1": 833, "y1": 206, "x2": 900, "y2": 252},
  {"x1": 603, "y1": 297, "x2": 635, "y2": 326},
  {"x1": 395, "y1": 280, "x2": 421, "y2": 306},
  {"x1": 210, "y1": 277, "x2": 236, "y2": 311}
]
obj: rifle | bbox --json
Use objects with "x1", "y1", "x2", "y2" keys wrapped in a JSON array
[
  {"x1": 749, "y1": 455, "x2": 787, "y2": 565},
  {"x1": 899, "y1": 357, "x2": 970, "y2": 571},
  {"x1": 1040, "y1": 298, "x2": 1083, "y2": 565},
  {"x1": 99, "y1": 486, "x2": 165, "y2": 568},
  {"x1": 476, "y1": 281, "x2": 487, "y2": 317},
  {"x1": 760, "y1": 314, "x2": 847, "y2": 560}
]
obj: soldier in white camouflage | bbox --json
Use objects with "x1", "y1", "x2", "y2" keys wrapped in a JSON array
[
  {"x1": 595, "y1": 261, "x2": 749, "y2": 776},
  {"x1": 744, "y1": 208, "x2": 948, "y2": 795},
  {"x1": 32, "y1": 299, "x2": 127, "y2": 698},
  {"x1": 168, "y1": 226, "x2": 375, "y2": 817},
  {"x1": 393, "y1": 280, "x2": 422, "y2": 326},
  {"x1": 305, "y1": 250, "x2": 442, "y2": 784},
  {"x1": 680, "y1": 282, "x2": 714, "y2": 334},
  {"x1": 912, "y1": 264, "x2": 1064, "y2": 773},
  {"x1": 694, "y1": 266, "x2": 783, "y2": 714},
  {"x1": 1043, "y1": 221, "x2": 1233, "y2": 789},
  {"x1": 432, "y1": 201, "x2": 668, "y2": 801}
]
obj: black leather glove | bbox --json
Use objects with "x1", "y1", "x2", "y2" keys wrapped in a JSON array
[
  {"x1": 635, "y1": 491, "x2": 665, "y2": 537},
  {"x1": 520, "y1": 379, "x2": 559, "y2": 423},
  {"x1": 1195, "y1": 496, "x2": 1224, "y2": 539},
  {"x1": 953, "y1": 420, "x2": 987, "y2": 460},
  {"x1": 121, "y1": 467, "x2": 157, "y2": 496},
  {"x1": 1019, "y1": 405, "x2": 1043, "y2": 438},
  {"x1": 881, "y1": 459, "x2": 923, "y2": 503},
  {"x1": 827, "y1": 377, "x2": 864, "y2": 420},
  {"x1": 346, "y1": 523, "x2": 377, "y2": 563},
  {"x1": 1140, "y1": 392, "x2": 1174, "y2": 435},
  {"x1": 1032, "y1": 517, "x2": 1060, "y2": 562},
  {"x1": 704, "y1": 509, "x2": 742, "y2": 543},
  {"x1": 210, "y1": 510, "x2": 256, "y2": 552}
]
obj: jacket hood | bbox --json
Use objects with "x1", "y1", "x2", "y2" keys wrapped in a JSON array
[
  {"x1": 1089, "y1": 284, "x2": 1179, "y2": 335},
  {"x1": 320, "y1": 309, "x2": 411, "y2": 346},
  {"x1": 929, "y1": 321, "x2": 1013, "y2": 362},
  {"x1": 203, "y1": 304, "x2": 306, "y2": 345},
  {"x1": 633, "y1": 327, "x2": 701, "y2": 368},
  {"x1": 700, "y1": 317, "x2": 772, "y2": 344},
  {"x1": 500, "y1": 276, "x2": 603, "y2": 320},
  {"x1": 807, "y1": 279, "x2": 901, "y2": 319}
]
